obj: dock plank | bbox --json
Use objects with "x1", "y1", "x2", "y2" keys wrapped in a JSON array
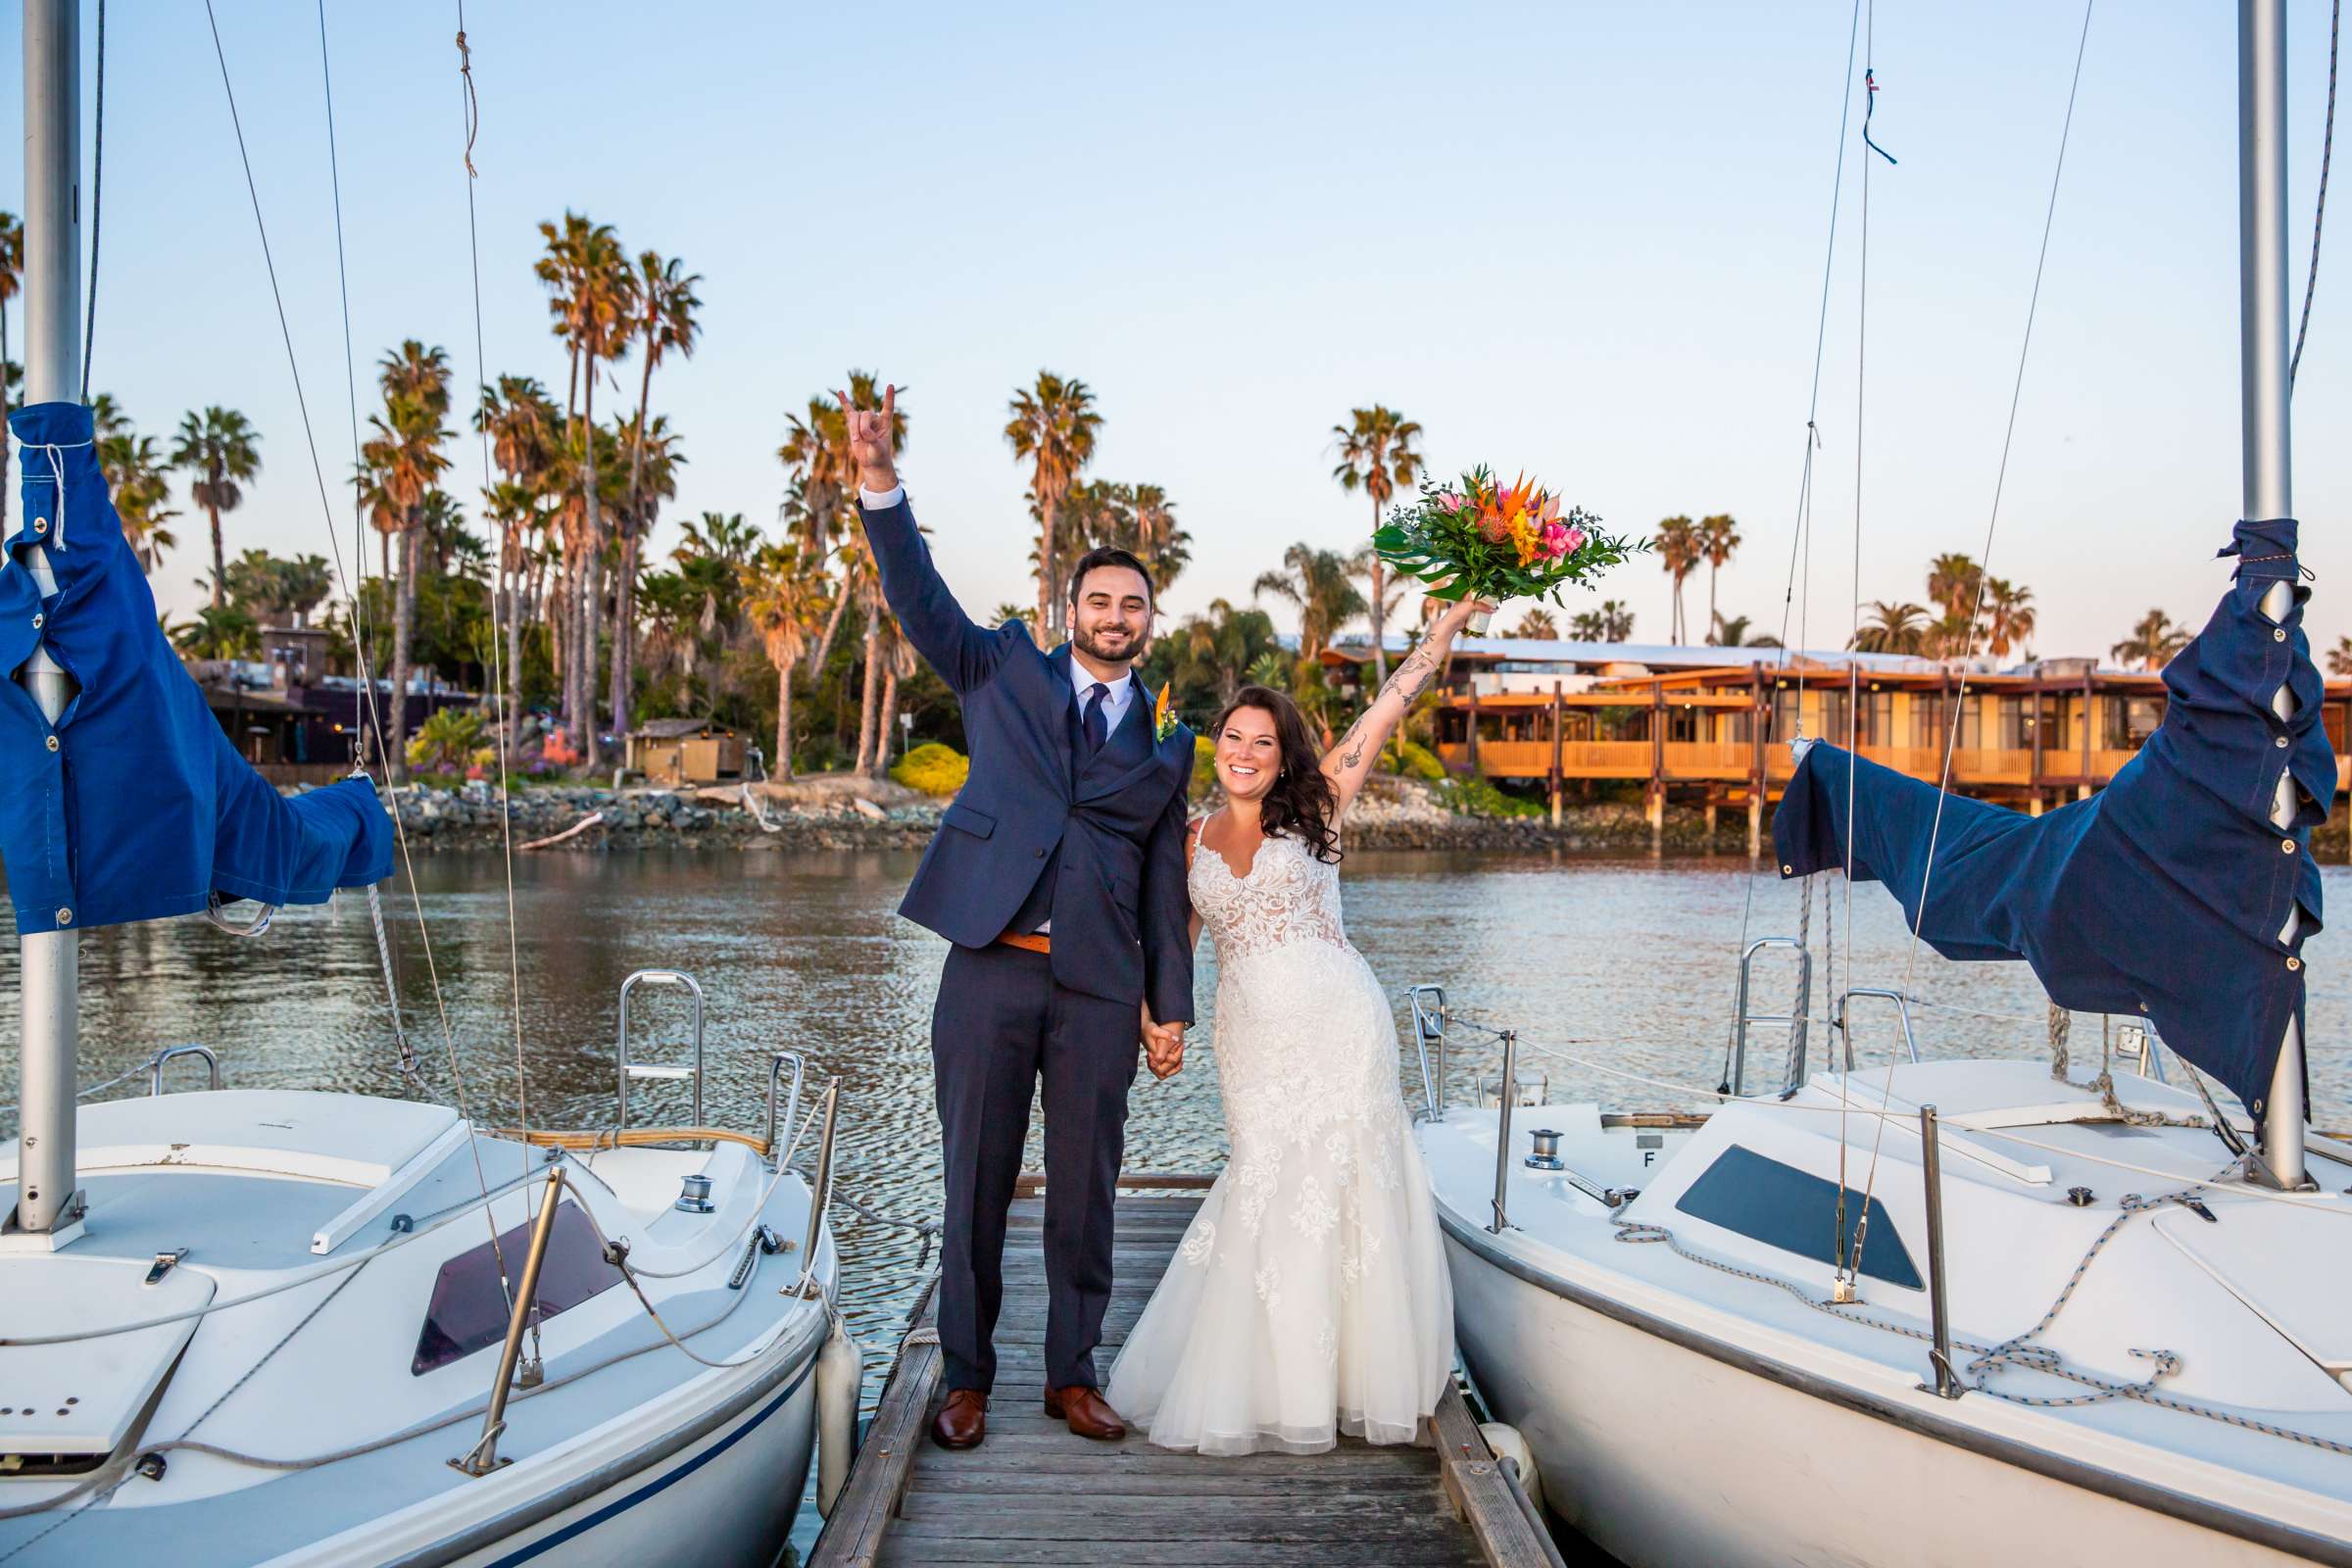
[{"x1": 811, "y1": 1189, "x2": 1547, "y2": 1568}]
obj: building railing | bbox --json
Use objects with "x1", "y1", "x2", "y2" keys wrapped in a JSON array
[{"x1": 1432, "y1": 738, "x2": 2179, "y2": 795}]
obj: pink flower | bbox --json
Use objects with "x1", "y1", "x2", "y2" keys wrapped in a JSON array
[
  {"x1": 1436, "y1": 490, "x2": 1467, "y2": 514},
  {"x1": 1541, "y1": 521, "x2": 1574, "y2": 560},
  {"x1": 1562, "y1": 525, "x2": 1586, "y2": 556}
]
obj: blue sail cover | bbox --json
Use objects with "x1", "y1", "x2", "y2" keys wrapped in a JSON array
[
  {"x1": 2, "y1": 400, "x2": 389, "y2": 934},
  {"x1": 1774, "y1": 517, "x2": 2331, "y2": 1124}
]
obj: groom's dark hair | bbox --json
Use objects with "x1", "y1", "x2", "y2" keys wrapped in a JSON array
[{"x1": 1067, "y1": 547, "x2": 1155, "y2": 608}]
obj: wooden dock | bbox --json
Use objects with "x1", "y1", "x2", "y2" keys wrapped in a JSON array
[{"x1": 810, "y1": 1181, "x2": 1558, "y2": 1568}]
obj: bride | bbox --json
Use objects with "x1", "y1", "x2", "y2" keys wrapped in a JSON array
[{"x1": 1104, "y1": 594, "x2": 1490, "y2": 1455}]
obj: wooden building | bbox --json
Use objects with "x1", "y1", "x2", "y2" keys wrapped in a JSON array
[
  {"x1": 1320, "y1": 637, "x2": 2352, "y2": 847},
  {"x1": 626, "y1": 718, "x2": 748, "y2": 787}
]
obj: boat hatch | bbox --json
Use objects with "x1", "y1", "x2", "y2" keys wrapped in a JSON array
[
  {"x1": 1675, "y1": 1145, "x2": 1924, "y2": 1291},
  {"x1": 414, "y1": 1200, "x2": 624, "y2": 1375},
  {"x1": 0, "y1": 1254, "x2": 214, "y2": 1466},
  {"x1": 2156, "y1": 1202, "x2": 2352, "y2": 1378}
]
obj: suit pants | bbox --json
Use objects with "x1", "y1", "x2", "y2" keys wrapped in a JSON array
[{"x1": 932, "y1": 942, "x2": 1139, "y2": 1394}]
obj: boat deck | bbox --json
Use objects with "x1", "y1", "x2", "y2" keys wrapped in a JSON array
[{"x1": 811, "y1": 1182, "x2": 1554, "y2": 1567}]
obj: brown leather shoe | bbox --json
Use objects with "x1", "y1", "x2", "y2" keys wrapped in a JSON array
[
  {"x1": 930, "y1": 1389, "x2": 988, "y2": 1449},
  {"x1": 1043, "y1": 1385, "x2": 1127, "y2": 1441}
]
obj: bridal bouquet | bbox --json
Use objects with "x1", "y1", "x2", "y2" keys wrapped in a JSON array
[{"x1": 1371, "y1": 466, "x2": 1643, "y2": 607}]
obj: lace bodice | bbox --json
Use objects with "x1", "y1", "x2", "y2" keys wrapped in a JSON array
[{"x1": 1188, "y1": 828, "x2": 1349, "y2": 962}]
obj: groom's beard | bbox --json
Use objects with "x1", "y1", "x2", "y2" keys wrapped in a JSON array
[{"x1": 1070, "y1": 623, "x2": 1145, "y2": 669}]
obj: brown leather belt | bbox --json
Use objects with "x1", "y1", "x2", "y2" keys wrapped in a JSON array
[{"x1": 996, "y1": 929, "x2": 1051, "y2": 956}]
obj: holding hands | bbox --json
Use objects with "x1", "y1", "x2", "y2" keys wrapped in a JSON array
[{"x1": 1141, "y1": 1006, "x2": 1186, "y2": 1081}]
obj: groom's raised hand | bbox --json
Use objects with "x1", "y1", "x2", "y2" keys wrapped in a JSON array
[{"x1": 837, "y1": 383, "x2": 899, "y2": 494}]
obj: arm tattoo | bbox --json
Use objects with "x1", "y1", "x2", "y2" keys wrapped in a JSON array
[{"x1": 1338, "y1": 644, "x2": 1442, "y2": 770}]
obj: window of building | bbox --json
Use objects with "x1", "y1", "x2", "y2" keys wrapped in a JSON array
[
  {"x1": 1674, "y1": 1145, "x2": 1924, "y2": 1290},
  {"x1": 1996, "y1": 695, "x2": 2032, "y2": 751},
  {"x1": 1818, "y1": 690, "x2": 1851, "y2": 745},
  {"x1": 413, "y1": 1200, "x2": 625, "y2": 1375},
  {"x1": 1910, "y1": 693, "x2": 1945, "y2": 750},
  {"x1": 1857, "y1": 691, "x2": 1892, "y2": 747},
  {"x1": 2103, "y1": 696, "x2": 2165, "y2": 750}
]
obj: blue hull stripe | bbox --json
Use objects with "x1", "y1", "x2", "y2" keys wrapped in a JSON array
[{"x1": 482, "y1": 1356, "x2": 817, "y2": 1567}]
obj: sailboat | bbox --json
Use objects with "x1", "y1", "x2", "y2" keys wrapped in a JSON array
[
  {"x1": 1419, "y1": 3, "x2": 2352, "y2": 1563},
  {"x1": 0, "y1": 5, "x2": 840, "y2": 1563}
]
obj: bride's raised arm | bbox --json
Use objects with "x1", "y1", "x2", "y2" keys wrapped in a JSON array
[{"x1": 1320, "y1": 593, "x2": 1494, "y2": 815}]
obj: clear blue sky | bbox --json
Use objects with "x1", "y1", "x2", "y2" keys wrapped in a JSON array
[{"x1": 3, "y1": 0, "x2": 2346, "y2": 661}]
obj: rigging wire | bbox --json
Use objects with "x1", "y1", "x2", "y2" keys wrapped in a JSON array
[
  {"x1": 1844, "y1": 0, "x2": 2100, "y2": 1286},
  {"x1": 1833, "y1": 0, "x2": 1886, "y2": 1288},
  {"x1": 75, "y1": 0, "x2": 102, "y2": 402},
  {"x1": 314, "y1": 0, "x2": 408, "y2": 1070},
  {"x1": 204, "y1": 0, "x2": 517, "y2": 1284},
  {"x1": 1723, "y1": 0, "x2": 1865, "y2": 1095},
  {"x1": 454, "y1": 0, "x2": 544, "y2": 1358},
  {"x1": 2291, "y1": 0, "x2": 2341, "y2": 387}
]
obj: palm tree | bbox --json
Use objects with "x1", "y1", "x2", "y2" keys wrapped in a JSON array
[
  {"x1": 2330, "y1": 635, "x2": 2352, "y2": 679},
  {"x1": 777, "y1": 394, "x2": 853, "y2": 560},
  {"x1": 0, "y1": 211, "x2": 19, "y2": 533},
  {"x1": 1331, "y1": 406, "x2": 1425, "y2": 684},
  {"x1": 93, "y1": 398, "x2": 178, "y2": 573},
  {"x1": 477, "y1": 373, "x2": 562, "y2": 722},
  {"x1": 170, "y1": 407, "x2": 262, "y2": 610},
  {"x1": 1512, "y1": 608, "x2": 1559, "y2": 639},
  {"x1": 1927, "y1": 552, "x2": 1984, "y2": 624},
  {"x1": 1697, "y1": 514, "x2": 1740, "y2": 638},
  {"x1": 612, "y1": 250, "x2": 702, "y2": 733},
  {"x1": 1984, "y1": 577, "x2": 2036, "y2": 661},
  {"x1": 1654, "y1": 515, "x2": 1700, "y2": 642},
  {"x1": 611, "y1": 410, "x2": 684, "y2": 729},
  {"x1": 535, "y1": 211, "x2": 634, "y2": 762},
  {"x1": 1253, "y1": 542, "x2": 1368, "y2": 665},
  {"x1": 1127, "y1": 482, "x2": 1188, "y2": 592},
  {"x1": 1711, "y1": 612, "x2": 1781, "y2": 649},
  {"x1": 1170, "y1": 599, "x2": 1283, "y2": 710},
  {"x1": 2112, "y1": 609, "x2": 2191, "y2": 671},
  {"x1": 1850, "y1": 600, "x2": 1931, "y2": 655},
  {"x1": 1569, "y1": 601, "x2": 1638, "y2": 643},
  {"x1": 740, "y1": 542, "x2": 829, "y2": 779},
  {"x1": 872, "y1": 613, "x2": 919, "y2": 773},
  {"x1": 171, "y1": 604, "x2": 260, "y2": 662},
  {"x1": 1004, "y1": 371, "x2": 1102, "y2": 644},
  {"x1": 359, "y1": 344, "x2": 454, "y2": 779}
]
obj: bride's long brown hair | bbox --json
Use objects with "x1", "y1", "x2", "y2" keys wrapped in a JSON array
[{"x1": 1212, "y1": 685, "x2": 1342, "y2": 863}]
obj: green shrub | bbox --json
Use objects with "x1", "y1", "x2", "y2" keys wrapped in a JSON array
[
  {"x1": 1385, "y1": 737, "x2": 1445, "y2": 781},
  {"x1": 1437, "y1": 774, "x2": 1545, "y2": 818},
  {"x1": 407, "y1": 709, "x2": 486, "y2": 776},
  {"x1": 891, "y1": 742, "x2": 970, "y2": 797}
]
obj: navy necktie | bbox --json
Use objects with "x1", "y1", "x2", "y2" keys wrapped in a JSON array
[{"x1": 1081, "y1": 682, "x2": 1109, "y2": 757}]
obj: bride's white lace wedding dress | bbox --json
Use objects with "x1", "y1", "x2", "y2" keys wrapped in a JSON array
[{"x1": 1103, "y1": 827, "x2": 1453, "y2": 1455}]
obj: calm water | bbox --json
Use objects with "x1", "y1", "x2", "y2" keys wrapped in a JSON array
[{"x1": 5, "y1": 848, "x2": 2349, "y2": 1553}]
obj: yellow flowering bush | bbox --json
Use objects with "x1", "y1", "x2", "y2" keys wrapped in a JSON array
[{"x1": 892, "y1": 742, "x2": 971, "y2": 798}]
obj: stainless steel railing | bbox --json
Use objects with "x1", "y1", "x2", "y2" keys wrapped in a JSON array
[
  {"x1": 615, "y1": 969, "x2": 707, "y2": 1129},
  {"x1": 149, "y1": 1043, "x2": 222, "y2": 1095}
]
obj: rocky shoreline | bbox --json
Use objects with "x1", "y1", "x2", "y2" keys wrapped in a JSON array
[{"x1": 372, "y1": 776, "x2": 1758, "y2": 857}]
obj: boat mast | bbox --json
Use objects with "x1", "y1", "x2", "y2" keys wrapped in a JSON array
[
  {"x1": 2239, "y1": 0, "x2": 2306, "y2": 1190},
  {"x1": 10, "y1": 0, "x2": 83, "y2": 1241}
]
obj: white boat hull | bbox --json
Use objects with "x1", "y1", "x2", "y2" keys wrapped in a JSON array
[
  {"x1": 1444, "y1": 1219, "x2": 2315, "y2": 1568},
  {"x1": 418, "y1": 1348, "x2": 817, "y2": 1568}
]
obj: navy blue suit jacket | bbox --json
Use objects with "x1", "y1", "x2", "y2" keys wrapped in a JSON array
[{"x1": 858, "y1": 495, "x2": 1198, "y2": 1024}]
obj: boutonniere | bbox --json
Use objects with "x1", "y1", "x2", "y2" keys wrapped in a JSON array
[{"x1": 1152, "y1": 684, "x2": 1180, "y2": 744}]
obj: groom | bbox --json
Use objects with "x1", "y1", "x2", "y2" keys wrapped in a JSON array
[{"x1": 844, "y1": 387, "x2": 1197, "y2": 1451}]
